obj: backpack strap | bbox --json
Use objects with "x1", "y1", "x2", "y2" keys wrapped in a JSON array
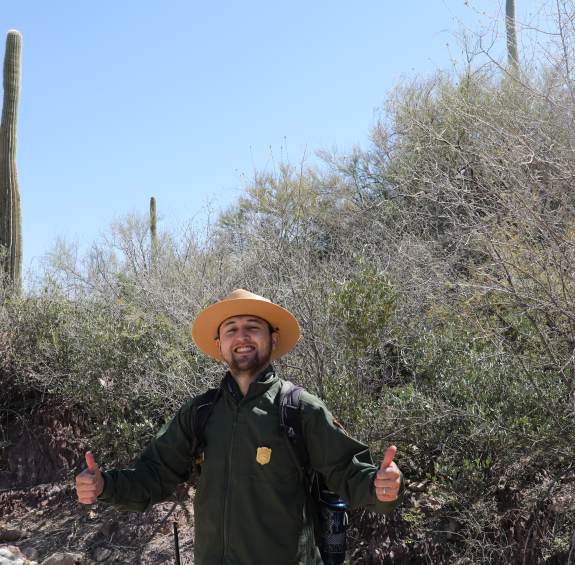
[
  {"x1": 279, "y1": 380, "x2": 309, "y2": 471},
  {"x1": 191, "y1": 387, "x2": 221, "y2": 468},
  {"x1": 279, "y1": 380, "x2": 325, "y2": 545}
]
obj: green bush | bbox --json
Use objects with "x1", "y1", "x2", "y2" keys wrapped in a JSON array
[{"x1": 1, "y1": 292, "x2": 208, "y2": 464}]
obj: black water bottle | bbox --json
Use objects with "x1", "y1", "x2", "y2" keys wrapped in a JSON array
[{"x1": 318, "y1": 488, "x2": 348, "y2": 565}]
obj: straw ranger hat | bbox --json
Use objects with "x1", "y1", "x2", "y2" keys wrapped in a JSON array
[{"x1": 191, "y1": 289, "x2": 300, "y2": 361}]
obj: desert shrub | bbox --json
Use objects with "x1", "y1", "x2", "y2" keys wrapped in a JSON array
[{"x1": 1, "y1": 291, "x2": 210, "y2": 464}]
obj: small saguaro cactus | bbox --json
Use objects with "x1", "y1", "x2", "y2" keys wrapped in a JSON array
[
  {"x1": 0, "y1": 30, "x2": 22, "y2": 292},
  {"x1": 150, "y1": 196, "x2": 157, "y2": 271},
  {"x1": 505, "y1": 0, "x2": 520, "y2": 75}
]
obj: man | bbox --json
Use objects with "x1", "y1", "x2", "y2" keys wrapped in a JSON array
[{"x1": 76, "y1": 289, "x2": 403, "y2": 564}]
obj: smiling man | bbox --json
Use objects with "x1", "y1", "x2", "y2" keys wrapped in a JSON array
[
  {"x1": 75, "y1": 289, "x2": 403, "y2": 565},
  {"x1": 218, "y1": 315, "x2": 277, "y2": 386}
]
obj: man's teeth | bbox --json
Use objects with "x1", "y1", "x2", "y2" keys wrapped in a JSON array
[{"x1": 235, "y1": 346, "x2": 254, "y2": 353}]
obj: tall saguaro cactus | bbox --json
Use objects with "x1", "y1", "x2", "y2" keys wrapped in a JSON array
[
  {"x1": 150, "y1": 196, "x2": 157, "y2": 272},
  {"x1": 0, "y1": 30, "x2": 22, "y2": 292},
  {"x1": 506, "y1": 0, "x2": 520, "y2": 74}
]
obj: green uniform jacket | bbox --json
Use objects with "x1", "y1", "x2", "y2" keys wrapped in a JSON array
[{"x1": 98, "y1": 370, "x2": 402, "y2": 564}]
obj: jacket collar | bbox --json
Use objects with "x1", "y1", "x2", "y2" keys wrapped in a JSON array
[{"x1": 222, "y1": 365, "x2": 276, "y2": 402}]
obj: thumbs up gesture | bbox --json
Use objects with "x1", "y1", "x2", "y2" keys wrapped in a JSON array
[
  {"x1": 374, "y1": 445, "x2": 401, "y2": 502},
  {"x1": 75, "y1": 451, "x2": 105, "y2": 504}
]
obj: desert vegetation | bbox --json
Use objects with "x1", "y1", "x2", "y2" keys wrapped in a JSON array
[{"x1": 3, "y1": 2, "x2": 575, "y2": 563}]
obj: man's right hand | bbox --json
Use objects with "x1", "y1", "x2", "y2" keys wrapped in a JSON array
[{"x1": 75, "y1": 451, "x2": 104, "y2": 504}]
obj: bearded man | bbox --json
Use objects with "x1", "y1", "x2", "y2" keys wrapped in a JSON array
[{"x1": 76, "y1": 289, "x2": 403, "y2": 564}]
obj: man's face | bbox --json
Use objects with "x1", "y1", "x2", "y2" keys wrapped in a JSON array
[{"x1": 216, "y1": 315, "x2": 278, "y2": 375}]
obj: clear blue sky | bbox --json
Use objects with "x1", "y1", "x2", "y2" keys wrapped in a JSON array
[{"x1": 0, "y1": 1, "x2": 546, "y2": 276}]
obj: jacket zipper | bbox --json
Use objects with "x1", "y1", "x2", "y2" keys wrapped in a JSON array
[{"x1": 222, "y1": 404, "x2": 239, "y2": 561}]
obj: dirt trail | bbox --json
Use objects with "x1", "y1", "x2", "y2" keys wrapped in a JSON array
[{"x1": 0, "y1": 482, "x2": 195, "y2": 564}]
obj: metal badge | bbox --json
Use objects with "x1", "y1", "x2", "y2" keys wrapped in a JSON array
[{"x1": 256, "y1": 446, "x2": 272, "y2": 465}]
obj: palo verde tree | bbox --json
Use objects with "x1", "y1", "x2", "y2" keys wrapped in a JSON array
[{"x1": 0, "y1": 30, "x2": 22, "y2": 293}]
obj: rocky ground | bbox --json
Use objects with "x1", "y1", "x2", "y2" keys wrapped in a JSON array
[
  {"x1": 0, "y1": 393, "x2": 194, "y2": 565},
  {"x1": 0, "y1": 482, "x2": 195, "y2": 564}
]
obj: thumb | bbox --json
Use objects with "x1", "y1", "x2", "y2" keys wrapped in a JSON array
[
  {"x1": 380, "y1": 445, "x2": 397, "y2": 470},
  {"x1": 85, "y1": 451, "x2": 99, "y2": 475}
]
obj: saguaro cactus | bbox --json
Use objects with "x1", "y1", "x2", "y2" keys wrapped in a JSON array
[
  {"x1": 0, "y1": 30, "x2": 22, "y2": 292},
  {"x1": 150, "y1": 196, "x2": 157, "y2": 271},
  {"x1": 506, "y1": 0, "x2": 520, "y2": 75}
]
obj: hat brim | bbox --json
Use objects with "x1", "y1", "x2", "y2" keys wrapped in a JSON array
[{"x1": 191, "y1": 298, "x2": 300, "y2": 361}]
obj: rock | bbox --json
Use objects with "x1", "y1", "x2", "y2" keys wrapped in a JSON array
[
  {"x1": 93, "y1": 547, "x2": 112, "y2": 562},
  {"x1": 96, "y1": 519, "x2": 116, "y2": 537},
  {"x1": 407, "y1": 480, "x2": 429, "y2": 493},
  {"x1": 40, "y1": 552, "x2": 83, "y2": 565},
  {"x1": 21, "y1": 548, "x2": 39, "y2": 562},
  {"x1": 0, "y1": 545, "x2": 27, "y2": 564},
  {"x1": 0, "y1": 529, "x2": 27, "y2": 542}
]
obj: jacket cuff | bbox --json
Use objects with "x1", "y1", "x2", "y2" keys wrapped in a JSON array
[{"x1": 96, "y1": 471, "x2": 112, "y2": 502}]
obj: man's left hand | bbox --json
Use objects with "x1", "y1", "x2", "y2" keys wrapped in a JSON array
[{"x1": 374, "y1": 445, "x2": 401, "y2": 502}]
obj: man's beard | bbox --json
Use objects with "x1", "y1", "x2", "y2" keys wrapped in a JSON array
[{"x1": 228, "y1": 340, "x2": 272, "y2": 376}]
